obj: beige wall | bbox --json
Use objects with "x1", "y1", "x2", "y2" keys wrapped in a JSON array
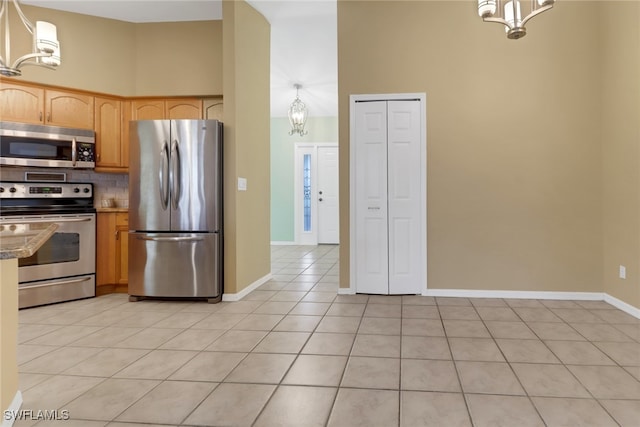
[
  {"x1": 134, "y1": 21, "x2": 222, "y2": 96},
  {"x1": 222, "y1": 0, "x2": 271, "y2": 294},
  {"x1": 338, "y1": 1, "x2": 606, "y2": 295},
  {"x1": 3, "y1": 5, "x2": 221, "y2": 96},
  {"x1": 601, "y1": 2, "x2": 640, "y2": 308}
]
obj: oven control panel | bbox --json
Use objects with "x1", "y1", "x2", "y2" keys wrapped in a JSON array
[{"x1": 0, "y1": 182, "x2": 93, "y2": 198}]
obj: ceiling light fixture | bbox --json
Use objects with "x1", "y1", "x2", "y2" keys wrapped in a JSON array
[
  {"x1": 288, "y1": 84, "x2": 308, "y2": 136},
  {"x1": 0, "y1": 0, "x2": 61, "y2": 77},
  {"x1": 478, "y1": 0, "x2": 554, "y2": 39}
]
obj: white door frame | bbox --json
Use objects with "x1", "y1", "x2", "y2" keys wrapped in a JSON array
[
  {"x1": 294, "y1": 142, "x2": 339, "y2": 245},
  {"x1": 349, "y1": 93, "x2": 428, "y2": 295}
]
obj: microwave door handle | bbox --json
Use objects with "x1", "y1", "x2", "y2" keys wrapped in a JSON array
[
  {"x1": 159, "y1": 141, "x2": 169, "y2": 210},
  {"x1": 71, "y1": 137, "x2": 77, "y2": 167},
  {"x1": 170, "y1": 140, "x2": 180, "y2": 210}
]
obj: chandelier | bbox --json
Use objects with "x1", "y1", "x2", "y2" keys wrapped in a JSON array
[
  {"x1": 0, "y1": 0, "x2": 61, "y2": 77},
  {"x1": 478, "y1": 0, "x2": 555, "y2": 39},
  {"x1": 288, "y1": 84, "x2": 308, "y2": 136}
]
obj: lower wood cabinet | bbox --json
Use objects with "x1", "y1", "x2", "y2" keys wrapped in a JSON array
[{"x1": 96, "y1": 212, "x2": 129, "y2": 295}]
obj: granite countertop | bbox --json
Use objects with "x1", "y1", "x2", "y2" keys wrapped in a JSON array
[{"x1": 0, "y1": 222, "x2": 58, "y2": 260}]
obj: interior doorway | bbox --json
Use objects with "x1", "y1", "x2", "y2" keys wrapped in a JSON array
[{"x1": 294, "y1": 143, "x2": 339, "y2": 245}]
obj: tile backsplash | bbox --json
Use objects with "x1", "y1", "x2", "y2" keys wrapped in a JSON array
[{"x1": 0, "y1": 167, "x2": 129, "y2": 208}]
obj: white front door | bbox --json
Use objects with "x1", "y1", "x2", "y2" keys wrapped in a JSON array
[
  {"x1": 294, "y1": 143, "x2": 339, "y2": 245},
  {"x1": 352, "y1": 96, "x2": 425, "y2": 295},
  {"x1": 318, "y1": 146, "x2": 339, "y2": 244}
]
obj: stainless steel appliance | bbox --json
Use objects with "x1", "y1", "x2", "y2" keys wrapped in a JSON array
[
  {"x1": 0, "y1": 121, "x2": 95, "y2": 169},
  {"x1": 0, "y1": 181, "x2": 96, "y2": 308},
  {"x1": 128, "y1": 120, "x2": 223, "y2": 302}
]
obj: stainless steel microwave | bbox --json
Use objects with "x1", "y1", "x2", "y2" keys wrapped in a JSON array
[{"x1": 0, "y1": 121, "x2": 96, "y2": 169}]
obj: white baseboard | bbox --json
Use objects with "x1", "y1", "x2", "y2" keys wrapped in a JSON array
[
  {"x1": 604, "y1": 293, "x2": 640, "y2": 319},
  {"x1": 343, "y1": 286, "x2": 640, "y2": 319},
  {"x1": 2, "y1": 390, "x2": 23, "y2": 427},
  {"x1": 222, "y1": 273, "x2": 272, "y2": 302},
  {"x1": 270, "y1": 241, "x2": 297, "y2": 245},
  {"x1": 422, "y1": 289, "x2": 603, "y2": 301}
]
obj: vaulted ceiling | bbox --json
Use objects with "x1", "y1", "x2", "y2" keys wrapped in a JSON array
[{"x1": 22, "y1": 0, "x2": 338, "y2": 117}]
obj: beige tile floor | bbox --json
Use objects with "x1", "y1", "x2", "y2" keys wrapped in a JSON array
[{"x1": 13, "y1": 245, "x2": 640, "y2": 426}]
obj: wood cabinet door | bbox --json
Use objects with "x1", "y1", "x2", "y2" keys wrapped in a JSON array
[
  {"x1": 45, "y1": 89, "x2": 94, "y2": 129},
  {"x1": 203, "y1": 99, "x2": 223, "y2": 121},
  {"x1": 130, "y1": 99, "x2": 164, "y2": 120},
  {"x1": 95, "y1": 97, "x2": 123, "y2": 168},
  {"x1": 0, "y1": 82, "x2": 44, "y2": 124},
  {"x1": 96, "y1": 213, "x2": 117, "y2": 287},
  {"x1": 166, "y1": 99, "x2": 202, "y2": 119},
  {"x1": 116, "y1": 213, "x2": 129, "y2": 286}
]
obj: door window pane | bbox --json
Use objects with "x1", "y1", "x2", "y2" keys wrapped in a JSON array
[{"x1": 303, "y1": 154, "x2": 312, "y2": 232}]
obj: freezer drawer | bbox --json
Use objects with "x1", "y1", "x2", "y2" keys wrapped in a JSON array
[{"x1": 128, "y1": 232, "x2": 222, "y2": 298}]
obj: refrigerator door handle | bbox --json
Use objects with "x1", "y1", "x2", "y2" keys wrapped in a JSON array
[
  {"x1": 170, "y1": 139, "x2": 181, "y2": 210},
  {"x1": 159, "y1": 141, "x2": 170, "y2": 210},
  {"x1": 136, "y1": 236, "x2": 204, "y2": 243}
]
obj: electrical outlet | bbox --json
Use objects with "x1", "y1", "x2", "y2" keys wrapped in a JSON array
[{"x1": 619, "y1": 265, "x2": 626, "y2": 279}]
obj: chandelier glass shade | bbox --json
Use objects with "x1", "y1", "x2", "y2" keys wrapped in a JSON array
[
  {"x1": 478, "y1": 0, "x2": 555, "y2": 39},
  {"x1": 0, "y1": 0, "x2": 61, "y2": 77},
  {"x1": 288, "y1": 84, "x2": 308, "y2": 136}
]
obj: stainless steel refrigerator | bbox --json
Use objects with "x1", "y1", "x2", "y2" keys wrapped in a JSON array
[{"x1": 128, "y1": 120, "x2": 223, "y2": 302}]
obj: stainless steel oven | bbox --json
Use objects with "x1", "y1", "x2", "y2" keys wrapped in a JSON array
[{"x1": 0, "y1": 181, "x2": 96, "y2": 308}]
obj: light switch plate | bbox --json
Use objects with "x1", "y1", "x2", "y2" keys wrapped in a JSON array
[{"x1": 238, "y1": 177, "x2": 247, "y2": 191}]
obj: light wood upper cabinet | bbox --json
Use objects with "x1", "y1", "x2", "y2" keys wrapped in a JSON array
[
  {"x1": 130, "y1": 99, "x2": 164, "y2": 121},
  {"x1": 130, "y1": 98, "x2": 202, "y2": 120},
  {"x1": 166, "y1": 99, "x2": 202, "y2": 119},
  {"x1": 204, "y1": 99, "x2": 223, "y2": 121},
  {"x1": 45, "y1": 89, "x2": 94, "y2": 129},
  {"x1": 0, "y1": 82, "x2": 44, "y2": 124},
  {"x1": 95, "y1": 96, "x2": 124, "y2": 170}
]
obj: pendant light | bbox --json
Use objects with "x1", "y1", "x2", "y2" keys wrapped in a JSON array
[
  {"x1": 0, "y1": 0, "x2": 62, "y2": 76},
  {"x1": 477, "y1": 0, "x2": 555, "y2": 39},
  {"x1": 288, "y1": 84, "x2": 308, "y2": 136}
]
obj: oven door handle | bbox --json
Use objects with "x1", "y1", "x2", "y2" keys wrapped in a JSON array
[
  {"x1": 137, "y1": 236, "x2": 204, "y2": 243},
  {"x1": 2, "y1": 217, "x2": 94, "y2": 224},
  {"x1": 71, "y1": 137, "x2": 77, "y2": 167},
  {"x1": 20, "y1": 276, "x2": 92, "y2": 289}
]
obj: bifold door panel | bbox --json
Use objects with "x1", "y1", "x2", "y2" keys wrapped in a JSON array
[{"x1": 354, "y1": 99, "x2": 423, "y2": 295}]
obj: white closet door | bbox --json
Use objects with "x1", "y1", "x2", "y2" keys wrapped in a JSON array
[
  {"x1": 354, "y1": 101, "x2": 389, "y2": 294},
  {"x1": 387, "y1": 100, "x2": 422, "y2": 294}
]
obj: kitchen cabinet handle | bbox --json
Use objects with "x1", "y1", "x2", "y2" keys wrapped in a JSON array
[
  {"x1": 39, "y1": 111, "x2": 42, "y2": 121},
  {"x1": 115, "y1": 230, "x2": 119, "y2": 240},
  {"x1": 47, "y1": 112, "x2": 51, "y2": 122}
]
